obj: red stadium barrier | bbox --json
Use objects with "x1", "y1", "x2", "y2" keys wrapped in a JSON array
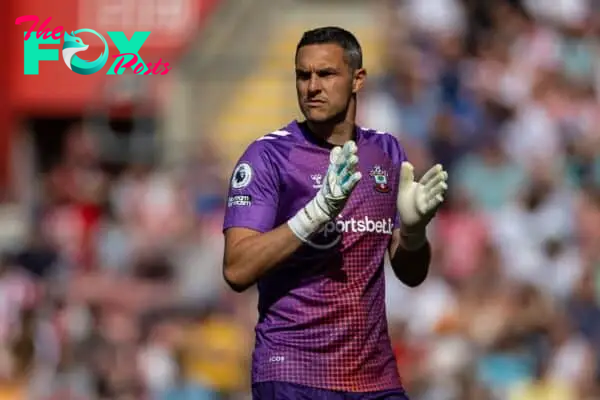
[{"x1": 0, "y1": 0, "x2": 221, "y2": 198}]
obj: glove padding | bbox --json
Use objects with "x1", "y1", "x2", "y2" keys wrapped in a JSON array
[
  {"x1": 397, "y1": 162, "x2": 448, "y2": 248},
  {"x1": 288, "y1": 141, "x2": 362, "y2": 242},
  {"x1": 315, "y1": 141, "x2": 362, "y2": 217}
]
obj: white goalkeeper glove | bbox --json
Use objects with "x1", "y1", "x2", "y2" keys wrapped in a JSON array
[
  {"x1": 397, "y1": 162, "x2": 448, "y2": 249},
  {"x1": 288, "y1": 141, "x2": 362, "y2": 242}
]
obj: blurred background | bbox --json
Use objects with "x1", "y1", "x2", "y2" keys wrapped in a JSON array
[{"x1": 2, "y1": 0, "x2": 600, "y2": 398}]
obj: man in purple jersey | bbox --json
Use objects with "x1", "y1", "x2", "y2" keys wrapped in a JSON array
[{"x1": 222, "y1": 27, "x2": 449, "y2": 400}]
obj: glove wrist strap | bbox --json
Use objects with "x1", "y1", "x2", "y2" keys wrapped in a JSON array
[{"x1": 288, "y1": 193, "x2": 332, "y2": 242}]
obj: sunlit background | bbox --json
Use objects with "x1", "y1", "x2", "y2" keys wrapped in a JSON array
[{"x1": 1, "y1": 0, "x2": 600, "y2": 399}]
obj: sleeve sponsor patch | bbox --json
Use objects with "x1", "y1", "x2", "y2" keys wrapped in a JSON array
[{"x1": 228, "y1": 195, "x2": 252, "y2": 207}]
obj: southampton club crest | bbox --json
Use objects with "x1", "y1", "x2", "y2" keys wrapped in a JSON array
[{"x1": 370, "y1": 165, "x2": 390, "y2": 193}]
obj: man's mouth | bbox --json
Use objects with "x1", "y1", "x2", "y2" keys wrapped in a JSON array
[{"x1": 305, "y1": 99, "x2": 325, "y2": 106}]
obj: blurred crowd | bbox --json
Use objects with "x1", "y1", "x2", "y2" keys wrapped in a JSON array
[
  {"x1": 3, "y1": 0, "x2": 600, "y2": 399},
  {"x1": 0, "y1": 121, "x2": 255, "y2": 399},
  {"x1": 361, "y1": 0, "x2": 600, "y2": 399}
]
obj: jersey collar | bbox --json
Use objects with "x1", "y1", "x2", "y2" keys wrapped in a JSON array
[{"x1": 290, "y1": 120, "x2": 362, "y2": 150}]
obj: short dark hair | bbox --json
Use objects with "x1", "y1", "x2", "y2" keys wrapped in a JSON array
[{"x1": 296, "y1": 26, "x2": 363, "y2": 70}]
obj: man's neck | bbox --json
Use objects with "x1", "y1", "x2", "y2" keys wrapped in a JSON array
[{"x1": 306, "y1": 120, "x2": 355, "y2": 146}]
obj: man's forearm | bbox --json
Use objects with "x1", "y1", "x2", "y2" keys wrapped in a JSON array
[
  {"x1": 390, "y1": 236, "x2": 431, "y2": 287},
  {"x1": 223, "y1": 184, "x2": 338, "y2": 293},
  {"x1": 223, "y1": 224, "x2": 304, "y2": 292}
]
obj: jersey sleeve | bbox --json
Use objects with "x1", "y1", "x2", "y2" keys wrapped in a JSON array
[{"x1": 223, "y1": 142, "x2": 280, "y2": 233}]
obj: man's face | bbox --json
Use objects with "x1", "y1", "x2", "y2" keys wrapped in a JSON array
[{"x1": 295, "y1": 43, "x2": 365, "y2": 123}]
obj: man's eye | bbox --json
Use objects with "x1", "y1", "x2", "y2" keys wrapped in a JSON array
[{"x1": 318, "y1": 71, "x2": 336, "y2": 78}]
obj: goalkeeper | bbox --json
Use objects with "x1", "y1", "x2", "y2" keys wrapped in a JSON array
[{"x1": 222, "y1": 26, "x2": 448, "y2": 400}]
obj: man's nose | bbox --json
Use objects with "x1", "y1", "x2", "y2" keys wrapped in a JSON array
[{"x1": 308, "y1": 75, "x2": 322, "y2": 93}]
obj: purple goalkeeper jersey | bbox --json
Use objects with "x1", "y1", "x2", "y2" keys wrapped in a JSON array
[{"x1": 223, "y1": 120, "x2": 407, "y2": 392}]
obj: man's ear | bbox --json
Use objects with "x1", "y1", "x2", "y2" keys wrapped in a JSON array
[{"x1": 352, "y1": 68, "x2": 367, "y2": 94}]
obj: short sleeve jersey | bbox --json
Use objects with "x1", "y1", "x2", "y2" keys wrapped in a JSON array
[{"x1": 223, "y1": 120, "x2": 407, "y2": 392}]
